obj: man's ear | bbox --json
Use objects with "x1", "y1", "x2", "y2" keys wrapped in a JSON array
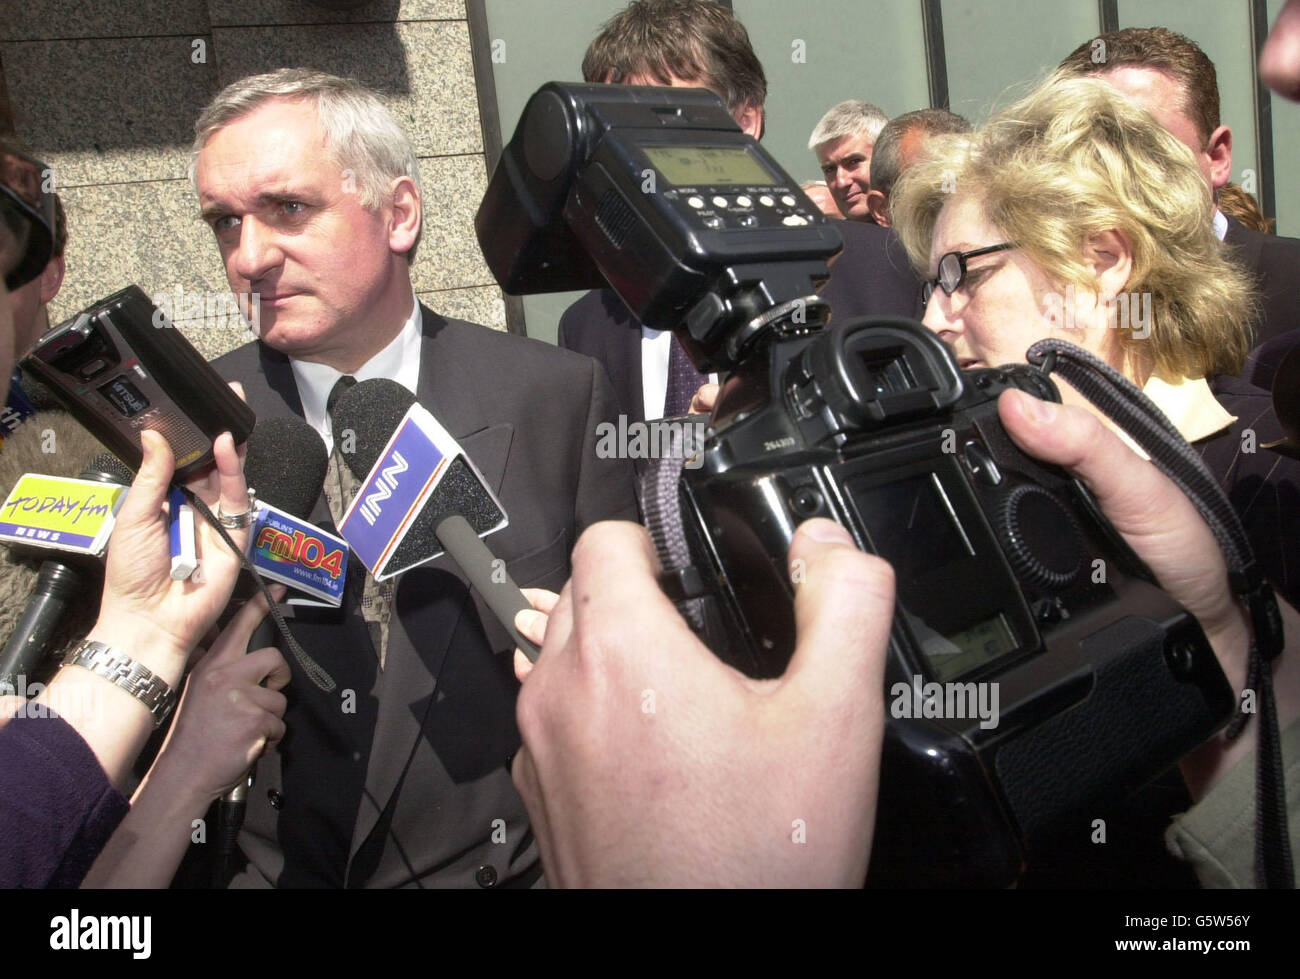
[
  {"x1": 38, "y1": 255, "x2": 65, "y2": 306},
  {"x1": 387, "y1": 175, "x2": 421, "y2": 256},
  {"x1": 734, "y1": 101, "x2": 764, "y2": 140},
  {"x1": 1083, "y1": 228, "x2": 1133, "y2": 302},
  {"x1": 1206, "y1": 124, "x2": 1233, "y2": 191},
  {"x1": 865, "y1": 189, "x2": 890, "y2": 227}
]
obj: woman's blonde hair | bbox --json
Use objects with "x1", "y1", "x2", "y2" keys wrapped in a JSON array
[{"x1": 892, "y1": 74, "x2": 1256, "y2": 379}]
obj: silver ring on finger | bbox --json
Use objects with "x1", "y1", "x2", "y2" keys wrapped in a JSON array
[{"x1": 216, "y1": 489, "x2": 258, "y2": 529}]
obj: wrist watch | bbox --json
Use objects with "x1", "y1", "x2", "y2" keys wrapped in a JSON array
[{"x1": 63, "y1": 640, "x2": 179, "y2": 725}]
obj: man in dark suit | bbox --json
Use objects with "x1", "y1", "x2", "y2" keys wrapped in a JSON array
[
  {"x1": 558, "y1": 0, "x2": 923, "y2": 423},
  {"x1": 1227, "y1": 217, "x2": 1300, "y2": 390},
  {"x1": 1058, "y1": 27, "x2": 1300, "y2": 390},
  {"x1": 194, "y1": 69, "x2": 635, "y2": 888}
]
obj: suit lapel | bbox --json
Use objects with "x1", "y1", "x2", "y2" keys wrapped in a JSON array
[
  {"x1": 346, "y1": 306, "x2": 515, "y2": 871},
  {"x1": 246, "y1": 343, "x2": 304, "y2": 420}
]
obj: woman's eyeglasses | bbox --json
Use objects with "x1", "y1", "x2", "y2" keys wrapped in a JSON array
[{"x1": 921, "y1": 242, "x2": 1015, "y2": 305}]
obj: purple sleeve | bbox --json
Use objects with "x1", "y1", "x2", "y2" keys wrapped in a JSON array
[{"x1": 0, "y1": 711, "x2": 129, "y2": 888}]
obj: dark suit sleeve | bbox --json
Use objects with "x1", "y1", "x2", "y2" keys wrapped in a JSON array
[
  {"x1": 557, "y1": 294, "x2": 595, "y2": 356},
  {"x1": 556, "y1": 289, "x2": 645, "y2": 424},
  {"x1": 573, "y1": 355, "x2": 639, "y2": 529},
  {"x1": 557, "y1": 290, "x2": 609, "y2": 360},
  {"x1": 1225, "y1": 217, "x2": 1300, "y2": 349}
]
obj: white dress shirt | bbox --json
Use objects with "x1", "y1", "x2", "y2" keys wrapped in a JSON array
[
  {"x1": 640, "y1": 325, "x2": 717, "y2": 420},
  {"x1": 290, "y1": 292, "x2": 422, "y2": 454}
]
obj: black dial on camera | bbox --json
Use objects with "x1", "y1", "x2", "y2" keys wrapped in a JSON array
[{"x1": 998, "y1": 484, "x2": 1084, "y2": 589}]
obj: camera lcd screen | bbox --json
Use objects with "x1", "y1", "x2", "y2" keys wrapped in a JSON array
[
  {"x1": 917, "y1": 613, "x2": 1018, "y2": 682},
  {"x1": 851, "y1": 471, "x2": 1023, "y2": 680},
  {"x1": 642, "y1": 145, "x2": 778, "y2": 187},
  {"x1": 855, "y1": 473, "x2": 971, "y2": 584}
]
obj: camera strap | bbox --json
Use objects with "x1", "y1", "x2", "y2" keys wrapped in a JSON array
[
  {"x1": 1026, "y1": 337, "x2": 1293, "y2": 888},
  {"x1": 638, "y1": 419, "x2": 710, "y2": 636}
]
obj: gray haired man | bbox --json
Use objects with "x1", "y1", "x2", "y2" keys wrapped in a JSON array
[
  {"x1": 192, "y1": 68, "x2": 636, "y2": 888},
  {"x1": 808, "y1": 99, "x2": 889, "y2": 222}
]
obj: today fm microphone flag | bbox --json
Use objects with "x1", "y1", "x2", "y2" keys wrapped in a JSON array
[
  {"x1": 0, "y1": 456, "x2": 348, "y2": 607},
  {"x1": 338, "y1": 402, "x2": 507, "y2": 581},
  {"x1": 0, "y1": 472, "x2": 127, "y2": 555},
  {"x1": 0, "y1": 415, "x2": 348, "y2": 608}
]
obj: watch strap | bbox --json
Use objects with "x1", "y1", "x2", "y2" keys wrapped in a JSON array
[{"x1": 63, "y1": 639, "x2": 179, "y2": 725}]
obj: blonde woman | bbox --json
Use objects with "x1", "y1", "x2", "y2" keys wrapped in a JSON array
[{"x1": 893, "y1": 75, "x2": 1299, "y2": 612}]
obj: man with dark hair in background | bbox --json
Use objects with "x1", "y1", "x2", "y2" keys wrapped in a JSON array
[
  {"x1": 1058, "y1": 26, "x2": 1300, "y2": 390},
  {"x1": 864, "y1": 108, "x2": 970, "y2": 228},
  {"x1": 582, "y1": 0, "x2": 767, "y2": 139},
  {"x1": 558, "y1": 0, "x2": 923, "y2": 426}
]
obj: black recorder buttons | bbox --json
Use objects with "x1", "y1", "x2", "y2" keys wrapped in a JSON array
[{"x1": 997, "y1": 484, "x2": 1084, "y2": 589}]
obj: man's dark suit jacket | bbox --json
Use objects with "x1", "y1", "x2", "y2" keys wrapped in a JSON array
[
  {"x1": 1225, "y1": 214, "x2": 1300, "y2": 391},
  {"x1": 557, "y1": 219, "x2": 924, "y2": 422},
  {"x1": 211, "y1": 305, "x2": 637, "y2": 888}
]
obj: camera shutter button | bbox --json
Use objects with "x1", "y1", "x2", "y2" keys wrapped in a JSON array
[{"x1": 998, "y1": 485, "x2": 1083, "y2": 589}]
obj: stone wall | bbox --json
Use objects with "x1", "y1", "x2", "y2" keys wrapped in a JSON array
[{"x1": 0, "y1": 0, "x2": 503, "y2": 361}]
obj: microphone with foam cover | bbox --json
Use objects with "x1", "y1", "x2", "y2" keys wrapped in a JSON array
[
  {"x1": 225, "y1": 415, "x2": 333, "y2": 663},
  {"x1": 331, "y1": 379, "x2": 541, "y2": 660},
  {"x1": 0, "y1": 409, "x2": 138, "y2": 680},
  {"x1": 243, "y1": 416, "x2": 330, "y2": 519},
  {"x1": 0, "y1": 412, "x2": 119, "y2": 648},
  {"x1": 0, "y1": 445, "x2": 133, "y2": 685}
]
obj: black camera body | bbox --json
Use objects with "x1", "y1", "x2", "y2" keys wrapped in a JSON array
[
  {"x1": 477, "y1": 82, "x2": 1234, "y2": 887},
  {"x1": 682, "y1": 317, "x2": 1232, "y2": 885}
]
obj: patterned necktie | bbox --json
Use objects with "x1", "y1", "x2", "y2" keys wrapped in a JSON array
[
  {"x1": 322, "y1": 374, "x2": 395, "y2": 668},
  {"x1": 323, "y1": 375, "x2": 359, "y2": 523},
  {"x1": 663, "y1": 335, "x2": 706, "y2": 418}
]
